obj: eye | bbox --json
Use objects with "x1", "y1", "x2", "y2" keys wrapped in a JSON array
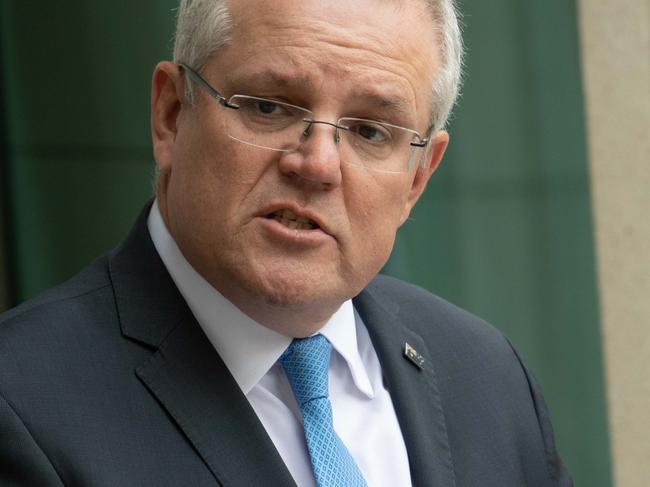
[
  {"x1": 255, "y1": 99, "x2": 283, "y2": 115},
  {"x1": 348, "y1": 121, "x2": 391, "y2": 144},
  {"x1": 234, "y1": 96, "x2": 297, "y2": 119}
]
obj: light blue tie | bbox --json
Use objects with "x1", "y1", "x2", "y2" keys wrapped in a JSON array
[{"x1": 280, "y1": 334, "x2": 368, "y2": 487}]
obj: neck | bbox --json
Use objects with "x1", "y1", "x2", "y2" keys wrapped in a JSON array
[{"x1": 217, "y1": 285, "x2": 342, "y2": 338}]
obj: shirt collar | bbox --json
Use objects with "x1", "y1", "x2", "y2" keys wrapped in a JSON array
[
  {"x1": 147, "y1": 200, "x2": 373, "y2": 398},
  {"x1": 319, "y1": 302, "x2": 374, "y2": 398}
]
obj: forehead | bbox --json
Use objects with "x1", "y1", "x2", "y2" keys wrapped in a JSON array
[{"x1": 212, "y1": 0, "x2": 439, "y2": 123}]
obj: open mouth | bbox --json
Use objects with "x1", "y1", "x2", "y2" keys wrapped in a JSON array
[{"x1": 266, "y1": 209, "x2": 319, "y2": 230}]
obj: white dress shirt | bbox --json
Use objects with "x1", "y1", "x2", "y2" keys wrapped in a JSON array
[{"x1": 148, "y1": 201, "x2": 412, "y2": 486}]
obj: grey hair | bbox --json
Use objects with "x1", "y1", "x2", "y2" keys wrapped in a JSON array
[
  {"x1": 173, "y1": 0, "x2": 463, "y2": 132},
  {"x1": 173, "y1": 0, "x2": 234, "y2": 102},
  {"x1": 423, "y1": 0, "x2": 464, "y2": 132}
]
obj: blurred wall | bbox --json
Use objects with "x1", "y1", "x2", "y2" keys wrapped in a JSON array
[
  {"x1": 0, "y1": 1, "x2": 177, "y2": 301},
  {"x1": 0, "y1": 165, "x2": 8, "y2": 311},
  {"x1": 578, "y1": 0, "x2": 650, "y2": 485},
  {"x1": 0, "y1": 4, "x2": 9, "y2": 311}
]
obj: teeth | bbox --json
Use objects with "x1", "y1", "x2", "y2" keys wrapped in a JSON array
[{"x1": 271, "y1": 209, "x2": 317, "y2": 230}]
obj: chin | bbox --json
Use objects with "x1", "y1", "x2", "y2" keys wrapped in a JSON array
[
  {"x1": 255, "y1": 273, "x2": 336, "y2": 309},
  {"x1": 235, "y1": 262, "x2": 350, "y2": 311},
  {"x1": 212, "y1": 249, "x2": 375, "y2": 316}
]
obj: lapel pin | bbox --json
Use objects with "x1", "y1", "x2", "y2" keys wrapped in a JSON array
[{"x1": 404, "y1": 342, "x2": 425, "y2": 370}]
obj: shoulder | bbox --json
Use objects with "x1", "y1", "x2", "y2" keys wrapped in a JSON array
[
  {"x1": 360, "y1": 274, "x2": 526, "y2": 404},
  {"x1": 364, "y1": 273, "x2": 507, "y2": 352},
  {"x1": 0, "y1": 255, "x2": 115, "y2": 361},
  {"x1": 363, "y1": 275, "x2": 571, "y2": 484},
  {"x1": 0, "y1": 255, "x2": 112, "y2": 323}
]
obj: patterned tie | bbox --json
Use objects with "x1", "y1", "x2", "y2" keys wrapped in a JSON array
[{"x1": 280, "y1": 334, "x2": 368, "y2": 487}]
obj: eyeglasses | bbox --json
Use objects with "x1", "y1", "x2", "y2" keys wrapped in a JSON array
[{"x1": 179, "y1": 63, "x2": 430, "y2": 173}]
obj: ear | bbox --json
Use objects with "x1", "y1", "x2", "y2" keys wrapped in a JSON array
[
  {"x1": 399, "y1": 130, "x2": 449, "y2": 225},
  {"x1": 151, "y1": 61, "x2": 185, "y2": 180}
]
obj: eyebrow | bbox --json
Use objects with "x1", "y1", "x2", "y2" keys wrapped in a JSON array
[
  {"x1": 348, "y1": 91, "x2": 415, "y2": 122},
  {"x1": 228, "y1": 69, "x2": 416, "y2": 123},
  {"x1": 227, "y1": 69, "x2": 317, "y2": 91}
]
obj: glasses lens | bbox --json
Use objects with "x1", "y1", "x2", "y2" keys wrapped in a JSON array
[
  {"x1": 339, "y1": 118, "x2": 419, "y2": 172},
  {"x1": 222, "y1": 97, "x2": 422, "y2": 173},
  {"x1": 226, "y1": 95, "x2": 311, "y2": 151}
]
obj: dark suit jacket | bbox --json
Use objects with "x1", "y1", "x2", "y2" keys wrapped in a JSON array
[{"x1": 0, "y1": 205, "x2": 572, "y2": 486}]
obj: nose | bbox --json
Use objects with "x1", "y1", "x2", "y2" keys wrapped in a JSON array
[{"x1": 277, "y1": 121, "x2": 343, "y2": 190}]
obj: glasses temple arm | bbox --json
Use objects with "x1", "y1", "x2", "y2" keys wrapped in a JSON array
[
  {"x1": 178, "y1": 63, "x2": 239, "y2": 109},
  {"x1": 410, "y1": 139, "x2": 428, "y2": 148}
]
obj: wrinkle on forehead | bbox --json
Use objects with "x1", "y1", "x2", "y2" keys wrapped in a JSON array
[
  {"x1": 241, "y1": 12, "x2": 436, "y2": 80},
  {"x1": 220, "y1": 0, "x2": 439, "y2": 124}
]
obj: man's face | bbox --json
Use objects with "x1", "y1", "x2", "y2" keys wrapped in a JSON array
[{"x1": 152, "y1": 0, "x2": 448, "y2": 334}]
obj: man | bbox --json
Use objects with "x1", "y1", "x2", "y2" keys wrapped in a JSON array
[{"x1": 0, "y1": 0, "x2": 572, "y2": 485}]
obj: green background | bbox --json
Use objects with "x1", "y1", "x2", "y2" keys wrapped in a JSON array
[{"x1": 0, "y1": 1, "x2": 612, "y2": 485}]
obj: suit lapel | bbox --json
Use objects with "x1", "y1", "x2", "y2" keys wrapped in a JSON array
[
  {"x1": 109, "y1": 204, "x2": 296, "y2": 487},
  {"x1": 134, "y1": 316, "x2": 295, "y2": 487},
  {"x1": 354, "y1": 284, "x2": 456, "y2": 487}
]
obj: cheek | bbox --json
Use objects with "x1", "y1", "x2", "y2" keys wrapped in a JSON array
[
  {"x1": 351, "y1": 170, "x2": 412, "y2": 222},
  {"x1": 346, "y1": 175, "x2": 412, "y2": 263},
  {"x1": 164, "y1": 127, "x2": 232, "y2": 242},
  {"x1": 170, "y1": 126, "x2": 242, "y2": 204}
]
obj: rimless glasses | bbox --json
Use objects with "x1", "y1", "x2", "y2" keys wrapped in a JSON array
[{"x1": 180, "y1": 63, "x2": 431, "y2": 173}]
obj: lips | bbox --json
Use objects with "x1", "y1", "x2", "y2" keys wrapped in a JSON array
[{"x1": 267, "y1": 209, "x2": 319, "y2": 230}]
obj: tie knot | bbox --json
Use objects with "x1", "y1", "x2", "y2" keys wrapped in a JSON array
[{"x1": 280, "y1": 334, "x2": 332, "y2": 406}]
